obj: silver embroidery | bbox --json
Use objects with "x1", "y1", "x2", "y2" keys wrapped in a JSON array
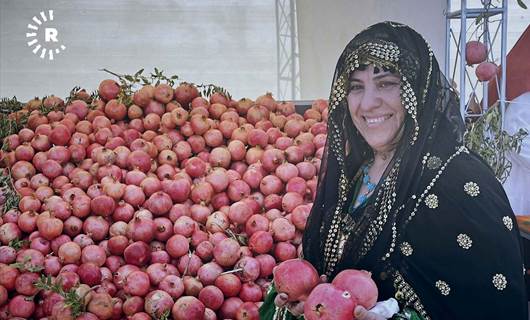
[
  {"x1": 426, "y1": 156, "x2": 442, "y2": 170},
  {"x1": 424, "y1": 194, "x2": 438, "y2": 209},
  {"x1": 492, "y1": 274, "x2": 507, "y2": 291},
  {"x1": 400, "y1": 242, "x2": 413, "y2": 256},
  {"x1": 464, "y1": 182, "x2": 480, "y2": 197},
  {"x1": 502, "y1": 216, "x2": 513, "y2": 231},
  {"x1": 457, "y1": 233, "x2": 473, "y2": 250},
  {"x1": 435, "y1": 280, "x2": 450, "y2": 296}
]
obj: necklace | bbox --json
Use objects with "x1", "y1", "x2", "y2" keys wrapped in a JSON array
[{"x1": 354, "y1": 161, "x2": 377, "y2": 208}]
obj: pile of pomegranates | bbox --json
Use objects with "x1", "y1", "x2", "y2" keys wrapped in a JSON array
[{"x1": 0, "y1": 75, "x2": 328, "y2": 320}]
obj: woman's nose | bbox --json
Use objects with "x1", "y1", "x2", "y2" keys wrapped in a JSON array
[{"x1": 359, "y1": 85, "x2": 381, "y2": 111}]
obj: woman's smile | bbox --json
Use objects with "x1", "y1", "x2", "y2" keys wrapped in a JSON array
[{"x1": 363, "y1": 114, "x2": 393, "y2": 127}]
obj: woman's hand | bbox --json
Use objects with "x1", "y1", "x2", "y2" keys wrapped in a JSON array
[
  {"x1": 355, "y1": 298, "x2": 400, "y2": 320},
  {"x1": 273, "y1": 274, "x2": 328, "y2": 316},
  {"x1": 274, "y1": 292, "x2": 305, "y2": 316},
  {"x1": 354, "y1": 305, "x2": 387, "y2": 320}
]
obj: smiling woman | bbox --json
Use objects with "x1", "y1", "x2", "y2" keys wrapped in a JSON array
[{"x1": 261, "y1": 21, "x2": 528, "y2": 320}]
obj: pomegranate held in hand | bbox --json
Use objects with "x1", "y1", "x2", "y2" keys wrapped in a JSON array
[
  {"x1": 304, "y1": 283, "x2": 357, "y2": 320},
  {"x1": 273, "y1": 258, "x2": 319, "y2": 302}
]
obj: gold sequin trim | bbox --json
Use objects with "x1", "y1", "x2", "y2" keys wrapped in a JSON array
[
  {"x1": 393, "y1": 271, "x2": 431, "y2": 320},
  {"x1": 435, "y1": 280, "x2": 450, "y2": 296},
  {"x1": 400, "y1": 242, "x2": 413, "y2": 256},
  {"x1": 502, "y1": 216, "x2": 513, "y2": 231},
  {"x1": 492, "y1": 274, "x2": 507, "y2": 291},
  {"x1": 424, "y1": 194, "x2": 438, "y2": 209},
  {"x1": 464, "y1": 181, "x2": 480, "y2": 197},
  {"x1": 457, "y1": 233, "x2": 472, "y2": 250}
]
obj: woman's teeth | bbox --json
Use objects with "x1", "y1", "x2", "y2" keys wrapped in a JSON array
[{"x1": 364, "y1": 115, "x2": 391, "y2": 124}]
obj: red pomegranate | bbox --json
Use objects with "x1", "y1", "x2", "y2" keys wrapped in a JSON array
[
  {"x1": 304, "y1": 283, "x2": 357, "y2": 320},
  {"x1": 272, "y1": 259, "x2": 319, "y2": 301},
  {"x1": 465, "y1": 41, "x2": 488, "y2": 65},
  {"x1": 331, "y1": 269, "x2": 378, "y2": 310},
  {"x1": 475, "y1": 61, "x2": 498, "y2": 82}
]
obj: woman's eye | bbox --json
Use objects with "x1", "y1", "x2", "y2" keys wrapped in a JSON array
[
  {"x1": 378, "y1": 81, "x2": 399, "y2": 89},
  {"x1": 349, "y1": 84, "x2": 363, "y2": 91}
]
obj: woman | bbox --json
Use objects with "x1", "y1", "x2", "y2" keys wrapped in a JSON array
[{"x1": 260, "y1": 21, "x2": 527, "y2": 319}]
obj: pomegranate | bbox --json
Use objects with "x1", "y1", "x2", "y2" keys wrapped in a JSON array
[
  {"x1": 172, "y1": 296, "x2": 206, "y2": 320},
  {"x1": 303, "y1": 283, "x2": 357, "y2": 320},
  {"x1": 213, "y1": 238, "x2": 241, "y2": 267},
  {"x1": 273, "y1": 259, "x2": 320, "y2": 301},
  {"x1": 331, "y1": 269, "x2": 379, "y2": 309},
  {"x1": 98, "y1": 79, "x2": 120, "y2": 101},
  {"x1": 465, "y1": 40, "x2": 488, "y2": 65},
  {"x1": 475, "y1": 61, "x2": 498, "y2": 82},
  {"x1": 144, "y1": 290, "x2": 174, "y2": 318}
]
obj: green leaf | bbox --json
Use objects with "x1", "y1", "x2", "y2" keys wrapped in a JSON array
[
  {"x1": 517, "y1": 0, "x2": 528, "y2": 9},
  {"x1": 475, "y1": 14, "x2": 483, "y2": 25},
  {"x1": 8, "y1": 238, "x2": 28, "y2": 250},
  {"x1": 160, "y1": 309, "x2": 171, "y2": 320}
]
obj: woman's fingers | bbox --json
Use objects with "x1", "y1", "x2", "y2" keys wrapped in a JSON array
[
  {"x1": 354, "y1": 305, "x2": 384, "y2": 320},
  {"x1": 274, "y1": 292, "x2": 289, "y2": 307},
  {"x1": 319, "y1": 274, "x2": 328, "y2": 283},
  {"x1": 287, "y1": 301, "x2": 305, "y2": 316}
]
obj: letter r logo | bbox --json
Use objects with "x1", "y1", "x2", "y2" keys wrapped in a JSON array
[{"x1": 44, "y1": 28, "x2": 58, "y2": 42}]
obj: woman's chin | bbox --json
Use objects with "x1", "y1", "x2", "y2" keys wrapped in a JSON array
[{"x1": 366, "y1": 140, "x2": 393, "y2": 152}]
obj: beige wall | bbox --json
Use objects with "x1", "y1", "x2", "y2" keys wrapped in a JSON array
[
  {"x1": 0, "y1": 0, "x2": 277, "y2": 102},
  {"x1": 296, "y1": 0, "x2": 447, "y2": 100}
]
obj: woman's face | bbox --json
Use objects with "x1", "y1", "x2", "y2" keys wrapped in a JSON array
[{"x1": 347, "y1": 65, "x2": 405, "y2": 153}]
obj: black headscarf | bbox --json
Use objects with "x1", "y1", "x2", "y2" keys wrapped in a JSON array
[{"x1": 302, "y1": 21, "x2": 465, "y2": 277}]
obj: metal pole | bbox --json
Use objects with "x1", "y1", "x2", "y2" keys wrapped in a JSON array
[
  {"x1": 482, "y1": 13, "x2": 489, "y2": 113},
  {"x1": 445, "y1": 0, "x2": 451, "y2": 78},
  {"x1": 275, "y1": 0, "x2": 281, "y2": 100},
  {"x1": 460, "y1": 0, "x2": 467, "y2": 120},
  {"x1": 289, "y1": 0, "x2": 296, "y2": 100},
  {"x1": 500, "y1": 0, "x2": 508, "y2": 130}
]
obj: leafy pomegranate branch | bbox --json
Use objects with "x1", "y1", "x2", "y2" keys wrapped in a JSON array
[
  {"x1": 9, "y1": 255, "x2": 44, "y2": 272},
  {"x1": 464, "y1": 102, "x2": 528, "y2": 183},
  {"x1": 0, "y1": 96, "x2": 26, "y2": 145},
  {"x1": 8, "y1": 238, "x2": 28, "y2": 250},
  {"x1": 34, "y1": 275, "x2": 87, "y2": 318},
  {"x1": 100, "y1": 67, "x2": 232, "y2": 102},
  {"x1": 0, "y1": 169, "x2": 20, "y2": 215}
]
